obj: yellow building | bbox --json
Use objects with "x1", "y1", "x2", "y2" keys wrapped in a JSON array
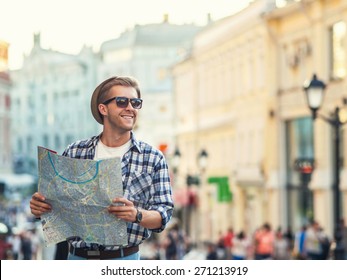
[
  {"x1": 265, "y1": 0, "x2": 347, "y2": 237},
  {"x1": 172, "y1": 0, "x2": 347, "y2": 243},
  {"x1": 172, "y1": 0, "x2": 280, "y2": 243}
]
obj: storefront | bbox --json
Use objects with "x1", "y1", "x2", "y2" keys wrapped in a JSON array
[{"x1": 285, "y1": 117, "x2": 314, "y2": 230}]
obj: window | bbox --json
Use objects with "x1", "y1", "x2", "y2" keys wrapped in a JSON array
[
  {"x1": 18, "y1": 138, "x2": 23, "y2": 153},
  {"x1": 43, "y1": 134, "x2": 49, "y2": 148},
  {"x1": 330, "y1": 21, "x2": 346, "y2": 80},
  {"x1": 27, "y1": 136, "x2": 33, "y2": 153},
  {"x1": 286, "y1": 117, "x2": 314, "y2": 186},
  {"x1": 285, "y1": 117, "x2": 314, "y2": 228},
  {"x1": 55, "y1": 134, "x2": 61, "y2": 151}
]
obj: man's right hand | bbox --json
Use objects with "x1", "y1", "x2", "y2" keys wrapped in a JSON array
[{"x1": 30, "y1": 192, "x2": 52, "y2": 218}]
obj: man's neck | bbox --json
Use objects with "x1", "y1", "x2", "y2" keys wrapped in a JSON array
[{"x1": 100, "y1": 130, "x2": 131, "y2": 147}]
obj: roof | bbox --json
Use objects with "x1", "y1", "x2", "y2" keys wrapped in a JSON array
[{"x1": 100, "y1": 22, "x2": 202, "y2": 52}]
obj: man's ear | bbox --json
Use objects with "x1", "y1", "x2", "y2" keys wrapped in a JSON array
[{"x1": 98, "y1": 104, "x2": 107, "y2": 117}]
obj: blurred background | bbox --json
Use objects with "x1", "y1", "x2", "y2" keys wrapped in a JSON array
[{"x1": 1, "y1": 0, "x2": 347, "y2": 260}]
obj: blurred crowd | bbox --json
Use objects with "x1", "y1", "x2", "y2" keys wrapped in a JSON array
[
  {"x1": 0, "y1": 196, "x2": 45, "y2": 260},
  {"x1": 142, "y1": 220, "x2": 347, "y2": 260},
  {"x1": 2, "y1": 193, "x2": 347, "y2": 261},
  {"x1": 1, "y1": 229, "x2": 43, "y2": 260}
]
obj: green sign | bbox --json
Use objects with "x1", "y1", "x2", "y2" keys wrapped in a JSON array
[{"x1": 208, "y1": 176, "x2": 232, "y2": 202}]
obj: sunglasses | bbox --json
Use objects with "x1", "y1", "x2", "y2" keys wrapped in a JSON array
[{"x1": 102, "y1": 96, "x2": 143, "y2": 109}]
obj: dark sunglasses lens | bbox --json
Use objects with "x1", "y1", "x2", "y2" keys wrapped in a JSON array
[
  {"x1": 115, "y1": 97, "x2": 128, "y2": 108},
  {"x1": 131, "y1": 99, "x2": 142, "y2": 109}
]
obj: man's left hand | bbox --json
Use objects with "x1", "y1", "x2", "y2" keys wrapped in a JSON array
[{"x1": 108, "y1": 197, "x2": 137, "y2": 222}]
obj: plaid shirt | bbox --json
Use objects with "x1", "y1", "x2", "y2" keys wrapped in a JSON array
[{"x1": 62, "y1": 132, "x2": 174, "y2": 250}]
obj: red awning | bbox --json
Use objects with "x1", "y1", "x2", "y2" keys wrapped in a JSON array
[{"x1": 173, "y1": 187, "x2": 198, "y2": 207}]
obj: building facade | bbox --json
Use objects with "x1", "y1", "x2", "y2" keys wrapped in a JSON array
[
  {"x1": 173, "y1": 0, "x2": 347, "y2": 242},
  {"x1": 265, "y1": 0, "x2": 347, "y2": 235},
  {"x1": 0, "y1": 40, "x2": 11, "y2": 175},
  {"x1": 173, "y1": 0, "x2": 280, "y2": 242},
  {"x1": 10, "y1": 33, "x2": 99, "y2": 174}
]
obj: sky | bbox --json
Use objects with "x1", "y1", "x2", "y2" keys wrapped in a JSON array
[{"x1": 0, "y1": 0, "x2": 250, "y2": 70}]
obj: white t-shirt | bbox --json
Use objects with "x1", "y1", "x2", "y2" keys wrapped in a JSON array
[{"x1": 94, "y1": 139, "x2": 131, "y2": 160}]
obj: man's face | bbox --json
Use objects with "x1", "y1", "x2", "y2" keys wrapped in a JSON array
[{"x1": 99, "y1": 85, "x2": 139, "y2": 132}]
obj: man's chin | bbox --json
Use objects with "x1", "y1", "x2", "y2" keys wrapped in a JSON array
[{"x1": 121, "y1": 125, "x2": 135, "y2": 132}]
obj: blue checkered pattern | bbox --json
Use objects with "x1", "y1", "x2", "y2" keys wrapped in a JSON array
[{"x1": 62, "y1": 132, "x2": 174, "y2": 250}]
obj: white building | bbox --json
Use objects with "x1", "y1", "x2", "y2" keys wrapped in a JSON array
[{"x1": 10, "y1": 33, "x2": 99, "y2": 174}]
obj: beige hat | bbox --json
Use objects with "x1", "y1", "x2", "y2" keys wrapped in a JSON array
[{"x1": 90, "y1": 77, "x2": 115, "y2": 124}]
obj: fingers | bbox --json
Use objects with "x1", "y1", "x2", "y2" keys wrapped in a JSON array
[
  {"x1": 112, "y1": 197, "x2": 133, "y2": 206},
  {"x1": 30, "y1": 192, "x2": 51, "y2": 217},
  {"x1": 32, "y1": 192, "x2": 45, "y2": 201},
  {"x1": 108, "y1": 197, "x2": 136, "y2": 222},
  {"x1": 108, "y1": 207, "x2": 135, "y2": 222}
]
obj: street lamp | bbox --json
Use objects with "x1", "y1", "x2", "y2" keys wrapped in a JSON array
[
  {"x1": 198, "y1": 149, "x2": 208, "y2": 173},
  {"x1": 303, "y1": 74, "x2": 326, "y2": 120},
  {"x1": 182, "y1": 149, "x2": 209, "y2": 244},
  {"x1": 196, "y1": 149, "x2": 208, "y2": 245},
  {"x1": 303, "y1": 73, "x2": 346, "y2": 259},
  {"x1": 172, "y1": 147, "x2": 181, "y2": 175}
]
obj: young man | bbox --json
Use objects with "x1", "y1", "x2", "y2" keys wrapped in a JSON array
[{"x1": 30, "y1": 76, "x2": 174, "y2": 260}]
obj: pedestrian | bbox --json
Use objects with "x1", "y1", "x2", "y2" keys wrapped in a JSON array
[
  {"x1": 8, "y1": 232, "x2": 21, "y2": 260},
  {"x1": 273, "y1": 228, "x2": 290, "y2": 260},
  {"x1": 163, "y1": 224, "x2": 187, "y2": 260},
  {"x1": 305, "y1": 220, "x2": 322, "y2": 260},
  {"x1": 216, "y1": 231, "x2": 226, "y2": 259},
  {"x1": 338, "y1": 218, "x2": 347, "y2": 260},
  {"x1": 231, "y1": 231, "x2": 250, "y2": 260},
  {"x1": 29, "y1": 76, "x2": 174, "y2": 260},
  {"x1": 30, "y1": 228, "x2": 42, "y2": 260},
  {"x1": 20, "y1": 231, "x2": 32, "y2": 260},
  {"x1": 0, "y1": 234, "x2": 12, "y2": 260},
  {"x1": 293, "y1": 225, "x2": 307, "y2": 259},
  {"x1": 283, "y1": 226, "x2": 294, "y2": 252},
  {"x1": 317, "y1": 227, "x2": 331, "y2": 260},
  {"x1": 223, "y1": 227, "x2": 234, "y2": 259},
  {"x1": 254, "y1": 223, "x2": 274, "y2": 260},
  {"x1": 206, "y1": 242, "x2": 218, "y2": 260}
]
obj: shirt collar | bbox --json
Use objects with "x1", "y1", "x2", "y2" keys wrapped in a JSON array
[{"x1": 130, "y1": 131, "x2": 142, "y2": 153}]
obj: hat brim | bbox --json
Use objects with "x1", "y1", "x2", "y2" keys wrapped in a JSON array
[{"x1": 91, "y1": 77, "x2": 115, "y2": 124}]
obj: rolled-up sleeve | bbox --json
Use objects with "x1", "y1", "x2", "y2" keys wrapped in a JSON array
[{"x1": 148, "y1": 156, "x2": 174, "y2": 232}]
